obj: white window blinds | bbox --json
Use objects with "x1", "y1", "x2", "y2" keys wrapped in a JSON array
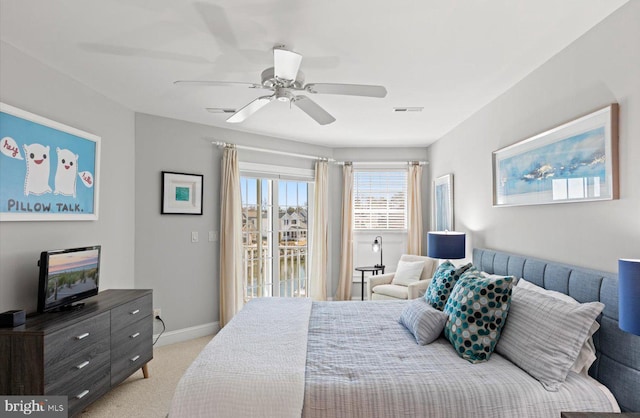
[{"x1": 353, "y1": 170, "x2": 407, "y2": 230}]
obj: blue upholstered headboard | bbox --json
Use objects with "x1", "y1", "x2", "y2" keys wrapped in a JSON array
[{"x1": 473, "y1": 248, "x2": 640, "y2": 413}]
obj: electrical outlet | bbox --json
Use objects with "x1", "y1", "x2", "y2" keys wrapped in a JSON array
[{"x1": 153, "y1": 308, "x2": 161, "y2": 318}]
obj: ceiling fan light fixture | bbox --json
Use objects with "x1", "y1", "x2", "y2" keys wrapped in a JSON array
[
  {"x1": 261, "y1": 67, "x2": 304, "y2": 89},
  {"x1": 273, "y1": 48, "x2": 302, "y2": 81},
  {"x1": 275, "y1": 88, "x2": 295, "y2": 102}
]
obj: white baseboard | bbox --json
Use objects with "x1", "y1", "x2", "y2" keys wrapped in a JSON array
[{"x1": 153, "y1": 321, "x2": 219, "y2": 347}]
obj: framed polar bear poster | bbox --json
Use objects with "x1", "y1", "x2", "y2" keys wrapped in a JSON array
[{"x1": 0, "y1": 103, "x2": 100, "y2": 221}]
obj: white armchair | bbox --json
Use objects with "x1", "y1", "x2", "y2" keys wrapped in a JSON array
[{"x1": 367, "y1": 254, "x2": 438, "y2": 301}]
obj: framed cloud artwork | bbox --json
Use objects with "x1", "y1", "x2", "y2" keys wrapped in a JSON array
[
  {"x1": 161, "y1": 171, "x2": 203, "y2": 215},
  {"x1": 0, "y1": 103, "x2": 100, "y2": 221},
  {"x1": 433, "y1": 173, "x2": 453, "y2": 231},
  {"x1": 492, "y1": 104, "x2": 618, "y2": 207}
]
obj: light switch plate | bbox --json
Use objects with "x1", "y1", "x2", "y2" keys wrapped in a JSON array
[{"x1": 191, "y1": 231, "x2": 199, "y2": 243}]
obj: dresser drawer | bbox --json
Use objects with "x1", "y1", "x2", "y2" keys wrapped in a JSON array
[
  {"x1": 111, "y1": 315, "x2": 152, "y2": 385},
  {"x1": 111, "y1": 294, "x2": 152, "y2": 332},
  {"x1": 111, "y1": 313, "x2": 152, "y2": 348},
  {"x1": 111, "y1": 350, "x2": 152, "y2": 386},
  {"x1": 45, "y1": 345, "x2": 110, "y2": 394},
  {"x1": 64, "y1": 364, "x2": 110, "y2": 417},
  {"x1": 44, "y1": 312, "x2": 110, "y2": 368}
]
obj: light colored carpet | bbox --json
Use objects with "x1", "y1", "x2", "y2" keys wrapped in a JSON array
[{"x1": 80, "y1": 335, "x2": 212, "y2": 418}]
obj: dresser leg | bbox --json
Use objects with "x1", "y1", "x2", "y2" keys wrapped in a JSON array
[{"x1": 142, "y1": 363, "x2": 149, "y2": 379}]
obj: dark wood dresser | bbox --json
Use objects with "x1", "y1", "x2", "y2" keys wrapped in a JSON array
[{"x1": 0, "y1": 289, "x2": 153, "y2": 416}]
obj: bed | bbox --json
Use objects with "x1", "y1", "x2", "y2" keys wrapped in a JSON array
[{"x1": 169, "y1": 248, "x2": 640, "y2": 417}]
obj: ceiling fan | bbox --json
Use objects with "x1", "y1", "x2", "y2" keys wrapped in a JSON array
[{"x1": 174, "y1": 46, "x2": 387, "y2": 125}]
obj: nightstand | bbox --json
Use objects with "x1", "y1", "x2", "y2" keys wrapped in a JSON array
[
  {"x1": 354, "y1": 266, "x2": 385, "y2": 300},
  {"x1": 561, "y1": 413, "x2": 640, "y2": 418}
]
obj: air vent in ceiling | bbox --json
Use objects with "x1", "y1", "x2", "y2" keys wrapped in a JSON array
[
  {"x1": 393, "y1": 107, "x2": 423, "y2": 112},
  {"x1": 206, "y1": 108, "x2": 237, "y2": 114}
]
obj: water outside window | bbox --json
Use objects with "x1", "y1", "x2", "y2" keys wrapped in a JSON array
[{"x1": 240, "y1": 177, "x2": 309, "y2": 300}]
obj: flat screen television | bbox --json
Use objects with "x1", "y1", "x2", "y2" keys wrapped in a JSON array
[{"x1": 37, "y1": 245, "x2": 101, "y2": 313}]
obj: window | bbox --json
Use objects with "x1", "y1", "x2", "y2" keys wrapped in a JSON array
[
  {"x1": 240, "y1": 167, "x2": 313, "y2": 300},
  {"x1": 353, "y1": 169, "x2": 407, "y2": 230}
]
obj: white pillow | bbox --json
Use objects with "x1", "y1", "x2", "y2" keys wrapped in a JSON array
[
  {"x1": 517, "y1": 278, "x2": 578, "y2": 303},
  {"x1": 517, "y1": 279, "x2": 599, "y2": 374},
  {"x1": 391, "y1": 260, "x2": 425, "y2": 286},
  {"x1": 481, "y1": 271, "x2": 520, "y2": 286},
  {"x1": 496, "y1": 283, "x2": 604, "y2": 391}
]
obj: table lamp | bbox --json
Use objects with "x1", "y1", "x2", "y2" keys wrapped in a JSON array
[
  {"x1": 619, "y1": 258, "x2": 640, "y2": 336},
  {"x1": 427, "y1": 231, "x2": 466, "y2": 260},
  {"x1": 372, "y1": 236, "x2": 383, "y2": 268}
]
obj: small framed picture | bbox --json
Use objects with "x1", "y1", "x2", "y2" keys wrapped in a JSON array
[{"x1": 161, "y1": 171, "x2": 203, "y2": 215}]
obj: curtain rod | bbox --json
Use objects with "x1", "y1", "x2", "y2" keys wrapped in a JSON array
[
  {"x1": 212, "y1": 141, "x2": 333, "y2": 162},
  {"x1": 334, "y1": 161, "x2": 428, "y2": 166},
  {"x1": 210, "y1": 140, "x2": 427, "y2": 165}
]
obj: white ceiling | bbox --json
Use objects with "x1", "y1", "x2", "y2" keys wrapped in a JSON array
[{"x1": 0, "y1": 0, "x2": 628, "y2": 148}]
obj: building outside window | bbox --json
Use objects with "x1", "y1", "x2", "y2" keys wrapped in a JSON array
[{"x1": 240, "y1": 174, "x2": 312, "y2": 300}]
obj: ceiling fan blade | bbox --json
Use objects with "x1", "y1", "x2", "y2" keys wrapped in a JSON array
[
  {"x1": 174, "y1": 80, "x2": 265, "y2": 89},
  {"x1": 274, "y1": 48, "x2": 302, "y2": 81},
  {"x1": 226, "y1": 96, "x2": 273, "y2": 123},
  {"x1": 304, "y1": 83, "x2": 387, "y2": 98},
  {"x1": 293, "y1": 96, "x2": 336, "y2": 125}
]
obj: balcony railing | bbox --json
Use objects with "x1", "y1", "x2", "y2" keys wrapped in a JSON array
[{"x1": 243, "y1": 243, "x2": 308, "y2": 300}]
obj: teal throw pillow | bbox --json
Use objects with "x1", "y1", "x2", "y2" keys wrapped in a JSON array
[
  {"x1": 443, "y1": 271, "x2": 515, "y2": 363},
  {"x1": 425, "y1": 261, "x2": 474, "y2": 311}
]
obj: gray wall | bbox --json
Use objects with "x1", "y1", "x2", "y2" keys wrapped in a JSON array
[
  {"x1": 427, "y1": 1, "x2": 640, "y2": 273},
  {"x1": 0, "y1": 42, "x2": 136, "y2": 313}
]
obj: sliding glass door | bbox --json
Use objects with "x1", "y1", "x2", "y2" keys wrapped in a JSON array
[{"x1": 240, "y1": 177, "x2": 311, "y2": 300}]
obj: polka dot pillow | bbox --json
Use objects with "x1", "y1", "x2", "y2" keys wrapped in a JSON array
[
  {"x1": 424, "y1": 261, "x2": 474, "y2": 311},
  {"x1": 443, "y1": 270, "x2": 515, "y2": 363}
]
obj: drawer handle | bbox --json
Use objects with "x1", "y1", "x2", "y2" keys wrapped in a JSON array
[
  {"x1": 75, "y1": 390, "x2": 89, "y2": 400},
  {"x1": 130, "y1": 355, "x2": 140, "y2": 363},
  {"x1": 130, "y1": 332, "x2": 140, "y2": 339},
  {"x1": 130, "y1": 309, "x2": 140, "y2": 315},
  {"x1": 76, "y1": 361, "x2": 90, "y2": 370},
  {"x1": 75, "y1": 333, "x2": 90, "y2": 340}
]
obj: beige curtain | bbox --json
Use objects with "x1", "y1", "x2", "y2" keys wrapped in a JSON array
[
  {"x1": 219, "y1": 146, "x2": 243, "y2": 327},
  {"x1": 407, "y1": 163, "x2": 423, "y2": 255},
  {"x1": 335, "y1": 163, "x2": 354, "y2": 301},
  {"x1": 309, "y1": 160, "x2": 328, "y2": 301}
]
